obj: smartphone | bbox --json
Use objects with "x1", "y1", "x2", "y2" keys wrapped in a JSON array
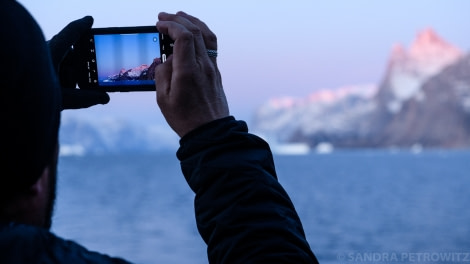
[{"x1": 74, "y1": 26, "x2": 174, "y2": 92}]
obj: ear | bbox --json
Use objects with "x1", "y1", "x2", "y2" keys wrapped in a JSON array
[
  {"x1": 26, "y1": 166, "x2": 50, "y2": 197},
  {"x1": 28, "y1": 141, "x2": 59, "y2": 197},
  {"x1": 1, "y1": 165, "x2": 51, "y2": 227}
]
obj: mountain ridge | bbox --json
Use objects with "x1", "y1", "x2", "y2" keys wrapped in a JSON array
[
  {"x1": 59, "y1": 116, "x2": 179, "y2": 156},
  {"x1": 252, "y1": 29, "x2": 470, "y2": 149}
]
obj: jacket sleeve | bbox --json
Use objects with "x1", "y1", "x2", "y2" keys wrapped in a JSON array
[{"x1": 177, "y1": 116, "x2": 319, "y2": 264}]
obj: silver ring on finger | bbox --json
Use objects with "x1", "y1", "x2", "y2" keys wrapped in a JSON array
[{"x1": 207, "y1": 49, "x2": 218, "y2": 58}]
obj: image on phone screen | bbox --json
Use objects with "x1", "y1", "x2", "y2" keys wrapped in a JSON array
[{"x1": 94, "y1": 32, "x2": 161, "y2": 87}]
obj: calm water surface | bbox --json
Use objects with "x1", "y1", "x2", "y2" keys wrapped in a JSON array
[{"x1": 53, "y1": 150, "x2": 470, "y2": 264}]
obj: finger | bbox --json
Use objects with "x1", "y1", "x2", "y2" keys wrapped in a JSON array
[
  {"x1": 173, "y1": 12, "x2": 221, "y2": 79},
  {"x1": 155, "y1": 55, "x2": 173, "y2": 96},
  {"x1": 158, "y1": 12, "x2": 208, "y2": 62},
  {"x1": 49, "y1": 16, "x2": 94, "y2": 68},
  {"x1": 173, "y1": 11, "x2": 218, "y2": 64},
  {"x1": 61, "y1": 89, "x2": 109, "y2": 110},
  {"x1": 176, "y1": 11, "x2": 217, "y2": 51},
  {"x1": 156, "y1": 19, "x2": 197, "y2": 71}
]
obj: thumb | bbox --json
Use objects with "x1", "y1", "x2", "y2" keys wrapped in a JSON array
[{"x1": 61, "y1": 89, "x2": 110, "y2": 110}]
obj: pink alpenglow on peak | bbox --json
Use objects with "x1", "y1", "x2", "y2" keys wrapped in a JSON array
[
  {"x1": 410, "y1": 28, "x2": 462, "y2": 57},
  {"x1": 127, "y1": 64, "x2": 149, "y2": 78},
  {"x1": 262, "y1": 85, "x2": 378, "y2": 114},
  {"x1": 106, "y1": 59, "x2": 162, "y2": 82},
  {"x1": 390, "y1": 28, "x2": 463, "y2": 76},
  {"x1": 268, "y1": 97, "x2": 298, "y2": 109},
  {"x1": 308, "y1": 85, "x2": 377, "y2": 104},
  {"x1": 263, "y1": 85, "x2": 376, "y2": 112},
  {"x1": 385, "y1": 28, "x2": 464, "y2": 112}
]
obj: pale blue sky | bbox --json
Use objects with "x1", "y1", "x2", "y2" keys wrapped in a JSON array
[{"x1": 18, "y1": 0, "x2": 470, "y2": 124}]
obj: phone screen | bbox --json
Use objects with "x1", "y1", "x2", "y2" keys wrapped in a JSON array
[
  {"x1": 94, "y1": 32, "x2": 161, "y2": 88},
  {"x1": 76, "y1": 26, "x2": 173, "y2": 92}
]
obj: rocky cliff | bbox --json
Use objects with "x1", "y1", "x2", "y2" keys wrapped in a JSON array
[
  {"x1": 378, "y1": 53, "x2": 470, "y2": 148},
  {"x1": 252, "y1": 29, "x2": 470, "y2": 149}
]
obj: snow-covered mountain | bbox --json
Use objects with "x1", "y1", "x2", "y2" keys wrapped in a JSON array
[
  {"x1": 375, "y1": 28, "x2": 463, "y2": 114},
  {"x1": 252, "y1": 29, "x2": 470, "y2": 149},
  {"x1": 377, "y1": 53, "x2": 470, "y2": 148},
  {"x1": 59, "y1": 115, "x2": 178, "y2": 156},
  {"x1": 253, "y1": 84, "x2": 378, "y2": 143},
  {"x1": 106, "y1": 58, "x2": 161, "y2": 82}
]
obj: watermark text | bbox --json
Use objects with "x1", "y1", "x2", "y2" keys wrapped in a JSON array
[{"x1": 336, "y1": 252, "x2": 470, "y2": 262}]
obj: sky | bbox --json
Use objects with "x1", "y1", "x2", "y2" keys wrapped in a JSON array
[{"x1": 17, "y1": 0, "x2": 470, "y2": 126}]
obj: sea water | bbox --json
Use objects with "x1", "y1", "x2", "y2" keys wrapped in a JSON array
[{"x1": 53, "y1": 150, "x2": 470, "y2": 264}]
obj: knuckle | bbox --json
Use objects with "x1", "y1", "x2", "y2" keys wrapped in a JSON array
[
  {"x1": 205, "y1": 67, "x2": 218, "y2": 82},
  {"x1": 188, "y1": 25, "x2": 203, "y2": 39},
  {"x1": 178, "y1": 30, "x2": 195, "y2": 45},
  {"x1": 206, "y1": 31, "x2": 217, "y2": 44}
]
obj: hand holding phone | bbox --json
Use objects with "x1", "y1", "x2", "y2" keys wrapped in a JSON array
[
  {"x1": 48, "y1": 16, "x2": 110, "y2": 109},
  {"x1": 74, "y1": 26, "x2": 174, "y2": 92},
  {"x1": 155, "y1": 11, "x2": 229, "y2": 137}
]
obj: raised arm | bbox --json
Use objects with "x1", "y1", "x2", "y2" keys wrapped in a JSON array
[{"x1": 155, "y1": 11, "x2": 318, "y2": 263}]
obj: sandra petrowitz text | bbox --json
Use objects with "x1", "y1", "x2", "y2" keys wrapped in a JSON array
[{"x1": 336, "y1": 252, "x2": 470, "y2": 262}]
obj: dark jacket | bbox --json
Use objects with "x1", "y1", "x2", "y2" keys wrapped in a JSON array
[
  {"x1": 0, "y1": 117, "x2": 318, "y2": 263},
  {"x1": 177, "y1": 117, "x2": 318, "y2": 263},
  {"x1": 0, "y1": 222, "x2": 130, "y2": 264}
]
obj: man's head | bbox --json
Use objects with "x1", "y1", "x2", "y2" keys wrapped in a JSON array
[{"x1": 0, "y1": 1, "x2": 61, "y2": 229}]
